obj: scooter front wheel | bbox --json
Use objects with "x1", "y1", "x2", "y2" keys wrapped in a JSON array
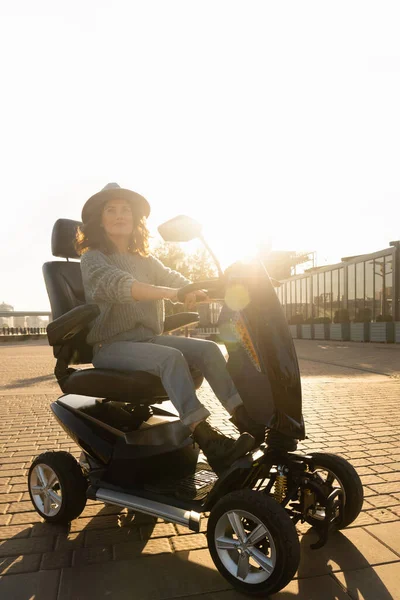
[
  {"x1": 207, "y1": 489, "x2": 300, "y2": 597},
  {"x1": 306, "y1": 452, "x2": 363, "y2": 529},
  {"x1": 28, "y1": 451, "x2": 87, "y2": 524}
]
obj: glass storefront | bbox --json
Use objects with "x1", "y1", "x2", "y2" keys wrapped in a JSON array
[{"x1": 277, "y1": 247, "x2": 397, "y2": 323}]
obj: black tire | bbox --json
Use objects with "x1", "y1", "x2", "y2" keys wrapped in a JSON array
[
  {"x1": 207, "y1": 489, "x2": 300, "y2": 597},
  {"x1": 28, "y1": 451, "x2": 87, "y2": 524},
  {"x1": 307, "y1": 452, "x2": 363, "y2": 529}
]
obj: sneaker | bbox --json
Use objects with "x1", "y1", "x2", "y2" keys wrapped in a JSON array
[
  {"x1": 192, "y1": 420, "x2": 255, "y2": 473},
  {"x1": 230, "y1": 405, "x2": 266, "y2": 447}
]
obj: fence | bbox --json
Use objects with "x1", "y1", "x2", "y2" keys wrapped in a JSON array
[{"x1": 1, "y1": 327, "x2": 47, "y2": 336}]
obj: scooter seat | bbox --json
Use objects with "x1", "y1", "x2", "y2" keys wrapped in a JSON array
[{"x1": 62, "y1": 366, "x2": 203, "y2": 403}]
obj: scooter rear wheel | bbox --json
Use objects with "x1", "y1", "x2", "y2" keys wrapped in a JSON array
[
  {"x1": 28, "y1": 451, "x2": 87, "y2": 524},
  {"x1": 207, "y1": 489, "x2": 300, "y2": 596}
]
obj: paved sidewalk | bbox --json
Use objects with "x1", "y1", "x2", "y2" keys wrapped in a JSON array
[{"x1": 0, "y1": 340, "x2": 400, "y2": 599}]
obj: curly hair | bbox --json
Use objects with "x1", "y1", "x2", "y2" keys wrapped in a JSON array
[{"x1": 75, "y1": 202, "x2": 150, "y2": 257}]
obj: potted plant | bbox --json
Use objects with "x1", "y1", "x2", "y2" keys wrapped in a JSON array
[
  {"x1": 396, "y1": 320, "x2": 400, "y2": 344},
  {"x1": 313, "y1": 317, "x2": 331, "y2": 340},
  {"x1": 301, "y1": 317, "x2": 314, "y2": 340},
  {"x1": 288, "y1": 314, "x2": 304, "y2": 339},
  {"x1": 370, "y1": 314, "x2": 394, "y2": 343},
  {"x1": 330, "y1": 309, "x2": 350, "y2": 341},
  {"x1": 350, "y1": 308, "x2": 371, "y2": 342}
]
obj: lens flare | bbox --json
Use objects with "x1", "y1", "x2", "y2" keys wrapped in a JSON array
[{"x1": 224, "y1": 284, "x2": 250, "y2": 311}]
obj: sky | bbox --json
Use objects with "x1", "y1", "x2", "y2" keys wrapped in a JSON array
[{"x1": 1, "y1": 1, "x2": 399, "y2": 311}]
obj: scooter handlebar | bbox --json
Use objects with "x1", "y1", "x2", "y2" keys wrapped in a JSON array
[{"x1": 176, "y1": 279, "x2": 224, "y2": 302}]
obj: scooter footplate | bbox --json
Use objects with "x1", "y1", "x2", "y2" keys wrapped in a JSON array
[{"x1": 144, "y1": 467, "x2": 218, "y2": 501}]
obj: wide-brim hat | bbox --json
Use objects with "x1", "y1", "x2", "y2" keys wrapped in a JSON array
[{"x1": 81, "y1": 182, "x2": 151, "y2": 224}]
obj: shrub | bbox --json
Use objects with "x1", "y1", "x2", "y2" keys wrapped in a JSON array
[
  {"x1": 376, "y1": 314, "x2": 393, "y2": 322},
  {"x1": 354, "y1": 308, "x2": 372, "y2": 323},
  {"x1": 289, "y1": 314, "x2": 304, "y2": 325},
  {"x1": 333, "y1": 309, "x2": 350, "y2": 324},
  {"x1": 314, "y1": 317, "x2": 331, "y2": 324}
]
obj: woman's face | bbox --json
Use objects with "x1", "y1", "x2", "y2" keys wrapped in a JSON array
[{"x1": 101, "y1": 198, "x2": 134, "y2": 238}]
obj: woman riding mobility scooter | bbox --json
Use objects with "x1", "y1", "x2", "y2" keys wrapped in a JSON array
[{"x1": 28, "y1": 214, "x2": 363, "y2": 597}]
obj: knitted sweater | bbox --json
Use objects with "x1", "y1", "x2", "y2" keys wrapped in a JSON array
[{"x1": 80, "y1": 250, "x2": 191, "y2": 345}]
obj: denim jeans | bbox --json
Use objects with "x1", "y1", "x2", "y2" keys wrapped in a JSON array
[{"x1": 92, "y1": 335, "x2": 243, "y2": 427}]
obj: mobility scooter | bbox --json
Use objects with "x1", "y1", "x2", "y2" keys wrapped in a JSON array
[{"x1": 28, "y1": 215, "x2": 363, "y2": 596}]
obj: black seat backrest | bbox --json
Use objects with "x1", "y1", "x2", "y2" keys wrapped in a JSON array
[{"x1": 43, "y1": 219, "x2": 93, "y2": 364}]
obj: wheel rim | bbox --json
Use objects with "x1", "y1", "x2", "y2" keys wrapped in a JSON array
[
  {"x1": 311, "y1": 466, "x2": 345, "y2": 521},
  {"x1": 29, "y1": 464, "x2": 62, "y2": 517},
  {"x1": 214, "y1": 509, "x2": 277, "y2": 584}
]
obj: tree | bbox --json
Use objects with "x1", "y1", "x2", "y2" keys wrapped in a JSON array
[
  {"x1": 151, "y1": 241, "x2": 217, "y2": 316},
  {"x1": 151, "y1": 242, "x2": 217, "y2": 281}
]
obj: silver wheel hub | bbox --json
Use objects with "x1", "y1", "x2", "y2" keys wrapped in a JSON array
[
  {"x1": 309, "y1": 466, "x2": 345, "y2": 521},
  {"x1": 214, "y1": 509, "x2": 276, "y2": 584},
  {"x1": 29, "y1": 464, "x2": 62, "y2": 517}
]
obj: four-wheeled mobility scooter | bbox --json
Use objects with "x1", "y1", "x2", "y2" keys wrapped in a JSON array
[{"x1": 28, "y1": 214, "x2": 363, "y2": 596}]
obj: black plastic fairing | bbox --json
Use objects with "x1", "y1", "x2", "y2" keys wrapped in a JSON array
[
  {"x1": 218, "y1": 261, "x2": 305, "y2": 440},
  {"x1": 51, "y1": 401, "x2": 114, "y2": 464}
]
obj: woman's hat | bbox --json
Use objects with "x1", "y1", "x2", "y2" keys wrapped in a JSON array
[{"x1": 81, "y1": 182, "x2": 151, "y2": 224}]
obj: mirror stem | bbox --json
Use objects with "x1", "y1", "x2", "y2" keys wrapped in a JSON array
[{"x1": 199, "y1": 233, "x2": 224, "y2": 278}]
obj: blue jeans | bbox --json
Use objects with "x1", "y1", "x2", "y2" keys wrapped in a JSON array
[{"x1": 92, "y1": 335, "x2": 243, "y2": 427}]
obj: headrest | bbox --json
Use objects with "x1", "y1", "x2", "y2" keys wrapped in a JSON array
[{"x1": 51, "y1": 219, "x2": 81, "y2": 259}]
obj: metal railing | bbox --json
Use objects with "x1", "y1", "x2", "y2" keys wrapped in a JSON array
[
  {"x1": 0, "y1": 311, "x2": 51, "y2": 336},
  {"x1": 1, "y1": 327, "x2": 47, "y2": 336}
]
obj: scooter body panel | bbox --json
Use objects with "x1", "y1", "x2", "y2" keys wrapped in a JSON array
[{"x1": 219, "y1": 261, "x2": 305, "y2": 440}]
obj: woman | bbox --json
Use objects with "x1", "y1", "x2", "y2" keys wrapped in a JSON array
[{"x1": 77, "y1": 182, "x2": 263, "y2": 472}]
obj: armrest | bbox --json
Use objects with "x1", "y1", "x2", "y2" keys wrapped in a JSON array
[
  {"x1": 163, "y1": 312, "x2": 199, "y2": 334},
  {"x1": 47, "y1": 304, "x2": 100, "y2": 346}
]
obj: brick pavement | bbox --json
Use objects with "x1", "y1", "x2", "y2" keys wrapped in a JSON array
[{"x1": 0, "y1": 340, "x2": 400, "y2": 599}]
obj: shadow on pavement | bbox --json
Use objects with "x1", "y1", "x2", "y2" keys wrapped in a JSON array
[
  {"x1": 0, "y1": 509, "x2": 394, "y2": 600},
  {"x1": 4, "y1": 374, "x2": 55, "y2": 390}
]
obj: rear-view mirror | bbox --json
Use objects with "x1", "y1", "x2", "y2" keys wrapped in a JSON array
[{"x1": 158, "y1": 215, "x2": 202, "y2": 242}]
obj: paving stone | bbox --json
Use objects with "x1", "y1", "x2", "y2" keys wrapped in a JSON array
[
  {"x1": 171, "y1": 533, "x2": 208, "y2": 552},
  {"x1": 360, "y1": 475, "x2": 386, "y2": 485},
  {"x1": 0, "y1": 552, "x2": 42, "y2": 575},
  {"x1": 366, "y1": 494, "x2": 399, "y2": 508},
  {"x1": 30, "y1": 522, "x2": 68, "y2": 538},
  {"x1": 366, "y1": 521, "x2": 400, "y2": 555},
  {"x1": 40, "y1": 549, "x2": 72, "y2": 570},
  {"x1": 347, "y1": 511, "x2": 378, "y2": 527},
  {"x1": 335, "y1": 563, "x2": 400, "y2": 600},
  {"x1": 114, "y1": 537, "x2": 172, "y2": 560},
  {"x1": 369, "y1": 481, "x2": 400, "y2": 494},
  {"x1": 0, "y1": 524, "x2": 32, "y2": 540},
  {"x1": 140, "y1": 522, "x2": 176, "y2": 539},
  {"x1": 0, "y1": 568, "x2": 60, "y2": 600},
  {"x1": 72, "y1": 545, "x2": 113, "y2": 566},
  {"x1": 55, "y1": 532, "x2": 85, "y2": 551},
  {"x1": 297, "y1": 528, "x2": 398, "y2": 578},
  {"x1": 80, "y1": 503, "x2": 124, "y2": 518},
  {"x1": 58, "y1": 550, "x2": 229, "y2": 599},
  {"x1": 10, "y1": 511, "x2": 42, "y2": 524},
  {"x1": 0, "y1": 536, "x2": 54, "y2": 558},
  {"x1": 0, "y1": 514, "x2": 11, "y2": 526},
  {"x1": 10, "y1": 484, "x2": 28, "y2": 493},
  {"x1": 6, "y1": 500, "x2": 37, "y2": 513},
  {"x1": 380, "y1": 472, "x2": 400, "y2": 482},
  {"x1": 69, "y1": 515, "x2": 121, "y2": 533},
  {"x1": 85, "y1": 526, "x2": 140, "y2": 547},
  {"x1": 366, "y1": 509, "x2": 399, "y2": 523}
]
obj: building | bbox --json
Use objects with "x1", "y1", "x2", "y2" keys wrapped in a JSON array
[
  {"x1": 276, "y1": 241, "x2": 399, "y2": 323},
  {"x1": 0, "y1": 302, "x2": 13, "y2": 327}
]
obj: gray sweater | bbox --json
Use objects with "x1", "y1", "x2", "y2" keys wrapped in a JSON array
[{"x1": 80, "y1": 250, "x2": 191, "y2": 345}]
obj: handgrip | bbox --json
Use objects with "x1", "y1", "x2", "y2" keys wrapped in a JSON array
[{"x1": 176, "y1": 279, "x2": 224, "y2": 302}]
